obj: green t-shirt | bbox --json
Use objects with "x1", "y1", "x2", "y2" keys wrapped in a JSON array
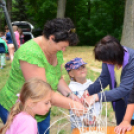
[{"x1": 0, "y1": 39, "x2": 63, "y2": 122}]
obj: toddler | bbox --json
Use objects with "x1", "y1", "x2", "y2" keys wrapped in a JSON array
[
  {"x1": 65, "y1": 57, "x2": 101, "y2": 130},
  {"x1": 0, "y1": 78, "x2": 52, "y2": 134}
]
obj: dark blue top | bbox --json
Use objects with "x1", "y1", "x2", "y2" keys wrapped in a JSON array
[
  {"x1": 6, "y1": 32, "x2": 13, "y2": 44},
  {"x1": 87, "y1": 47, "x2": 134, "y2": 104}
]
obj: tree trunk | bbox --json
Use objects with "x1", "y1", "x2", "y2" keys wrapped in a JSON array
[
  {"x1": 6, "y1": 0, "x2": 12, "y2": 19},
  {"x1": 57, "y1": 0, "x2": 66, "y2": 18},
  {"x1": 121, "y1": 0, "x2": 134, "y2": 49}
]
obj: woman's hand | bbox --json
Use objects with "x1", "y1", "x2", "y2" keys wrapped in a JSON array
[
  {"x1": 82, "y1": 94, "x2": 99, "y2": 106},
  {"x1": 114, "y1": 121, "x2": 132, "y2": 134},
  {"x1": 70, "y1": 101, "x2": 87, "y2": 117},
  {"x1": 69, "y1": 93, "x2": 81, "y2": 102}
]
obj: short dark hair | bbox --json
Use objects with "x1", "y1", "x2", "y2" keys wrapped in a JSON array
[
  {"x1": 43, "y1": 18, "x2": 79, "y2": 46},
  {"x1": 94, "y1": 35, "x2": 124, "y2": 65}
]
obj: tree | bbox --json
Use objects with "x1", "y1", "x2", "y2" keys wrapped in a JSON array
[
  {"x1": 25, "y1": 0, "x2": 57, "y2": 28},
  {"x1": 57, "y1": 0, "x2": 66, "y2": 18},
  {"x1": 121, "y1": 0, "x2": 134, "y2": 49},
  {"x1": 12, "y1": 0, "x2": 28, "y2": 21}
]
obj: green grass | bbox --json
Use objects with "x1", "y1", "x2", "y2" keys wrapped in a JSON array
[{"x1": 0, "y1": 60, "x2": 11, "y2": 88}]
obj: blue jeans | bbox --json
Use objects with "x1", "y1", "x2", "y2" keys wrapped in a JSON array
[
  {"x1": 0, "y1": 104, "x2": 50, "y2": 134},
  {"x1": 0, "y1": 104, "x2": 8, "y2": 124}
]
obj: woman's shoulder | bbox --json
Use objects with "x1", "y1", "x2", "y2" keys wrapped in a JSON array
[
  {"x1": 14, "y1": 39, "x2": 46, "y2": 67},
  {"x1": 18, "y1": 39, "x2": 42, "y2": 54}
]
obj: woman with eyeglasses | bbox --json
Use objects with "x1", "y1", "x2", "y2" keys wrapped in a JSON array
[{"x1": 0, "y1": 18, "x2": 87, "y2": 134}]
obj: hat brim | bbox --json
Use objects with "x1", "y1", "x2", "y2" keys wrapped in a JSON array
[{"x1": 75, "y1": 62, "x2": 87, "y2": 69}]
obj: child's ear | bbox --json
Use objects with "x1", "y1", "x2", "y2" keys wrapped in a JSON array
[{"x1": 69, "y1": 70, "x2": 74, "y2": 78}]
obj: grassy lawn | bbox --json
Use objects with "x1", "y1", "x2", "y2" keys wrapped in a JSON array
[{"x1": 0, "y1": 46, "x2": 115, "y2": 133}]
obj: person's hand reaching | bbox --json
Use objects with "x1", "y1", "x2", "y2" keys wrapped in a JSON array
[
  {"x1": 82, "y1": 90, "x2": 89, "y2": 98},
  {"x1": 83, "y1": 117, "x2": 96, "y2": 126},
  {"x1": 69, "y1": 93, "x2": 81, "y2": 103},
  {"x1": 70, "y1": 101, "x2": 87, "y2": 117},
  {"x1": 81, "y1": 94, "x2": 99, "y2": 106},
  {"x1": 114, "y1": 121, "x2": 132, "y2": 134}
]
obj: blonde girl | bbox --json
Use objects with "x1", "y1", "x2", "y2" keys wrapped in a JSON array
[
  {"x1": 0, "y1": 78, "x2": 52, "y2": 134},
  {"x1": 13, "y1": 25, "x2": 20, "y2": 47}
]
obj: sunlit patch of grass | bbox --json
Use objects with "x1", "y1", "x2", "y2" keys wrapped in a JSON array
[
  {"x1": 0, "y1": 60, "x2": 11, "y2": 89},
  {"x1": 58, "y1": 129, "x2": 69, "y2": 134}
]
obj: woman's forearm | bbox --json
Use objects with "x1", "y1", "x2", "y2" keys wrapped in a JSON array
[
  {"x1": 51, "y1": 91, "x2": 73, "y2": 109},
  {"x1": 51, "y1": 91, "x2": 87, "y2": 116},
  {"x1": 123, "y1": 104, "x2": 134, "y2": 122},
  {"x1": 57, "y1": 77, "x2": 72, "y2": 97}
]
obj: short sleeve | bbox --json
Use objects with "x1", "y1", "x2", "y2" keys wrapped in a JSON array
[{"x1": 16, "y1": 40, "x2": 47, "y2": 68}]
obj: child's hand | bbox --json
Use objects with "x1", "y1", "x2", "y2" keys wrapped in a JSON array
[
  {"x1": 71, "y1": 101, "x2": 87, "y2": 117},
  {"x1": 114, "y1": 121, "x2": 132, "y2": 134},
  {"x1": 83, "y1": 116, "x2": 96, "y2": 126},
  {"x1": 81, "y1": 94, "x2": 99, "y2": 106},
  {"x1": 83, "y1": 118, "x2": 90, "y2": 126},
  {"x1": 82, "y1": 90, "x2": 89, "y2": 98}
]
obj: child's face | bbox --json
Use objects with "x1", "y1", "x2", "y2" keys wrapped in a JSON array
[
  {"x1": 69, "y1": 65, "x2": 87, "y2": 80},
  {"x1": 32, "y1": 91, "x2": 52, "y2": 116}
]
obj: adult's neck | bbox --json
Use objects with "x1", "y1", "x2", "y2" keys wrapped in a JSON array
[{"x1": 38, "y1": 36, "x2": 57, "y2": 57}]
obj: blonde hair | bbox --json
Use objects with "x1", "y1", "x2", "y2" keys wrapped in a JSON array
[
  {"x1": 12, "y1": 25, "x2": 18, "y2": 32},
  {"x1": 0, "y1": 78, "x2": 52, "y2": 134},
  {"x1": 18, "y1": 28, "x2": 23, "y2": 35}
]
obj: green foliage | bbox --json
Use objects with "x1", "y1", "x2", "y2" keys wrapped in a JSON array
[
  {"x1": 12, "y1": 0, "x2": 28, "y2": 21},
  {"x1": 1, "y1": 0, "x2": 125, "y2": 45},
  {"x1": 66, "y1": 0, "x2": 125, "y2": 46},
  {"x1": 24, "y1": 0, "x2": 57, "y2": 28}
]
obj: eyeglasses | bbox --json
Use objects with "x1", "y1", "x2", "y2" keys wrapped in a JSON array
[{"x1": 68, "y1": 28, "x2": 76, "y2": 33}]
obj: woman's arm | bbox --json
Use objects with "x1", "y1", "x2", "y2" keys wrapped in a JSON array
[
  {"x1": 20, "y1": 60, "x2": 47, "y2": 81},
  {"x1": 57, "y1": 77, "x2": 71, "y2": 96},
  {"x1": 57, "y1": 76, "x2": 81, "y2": 102},
  {"x1": 57, "y1": 66, "x2": 81, "y2": 102},
  {"x1": 20, "y1": 61, "x2": 84, "y2": 114},
  {"x1": 51, "y1": 91, "x2": 87, "y2": 116},
  {"x1": 114, "y1": 104, "x2": 134, "y2": 134}
]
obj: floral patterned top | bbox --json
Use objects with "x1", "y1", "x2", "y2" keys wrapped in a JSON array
[{"x1": 0, "y1": 39, "x2": 63, "y2": 122}]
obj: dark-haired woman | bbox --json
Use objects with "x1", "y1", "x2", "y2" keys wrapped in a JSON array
[
  {"x1": 83, "y1": 35, "x2": 134, "y2": 125},
  {"x1": 0, "y1": 18, "x2": 87, "y2": 134}
]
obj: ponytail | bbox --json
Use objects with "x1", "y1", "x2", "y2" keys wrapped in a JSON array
[{"x1": 0, "y1": 101, "x2": 23, "y2": 134}]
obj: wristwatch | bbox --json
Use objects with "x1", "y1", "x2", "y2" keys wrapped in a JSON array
[{"x1": 66, "y1": 92, "x2": 73, "y2": 97}]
